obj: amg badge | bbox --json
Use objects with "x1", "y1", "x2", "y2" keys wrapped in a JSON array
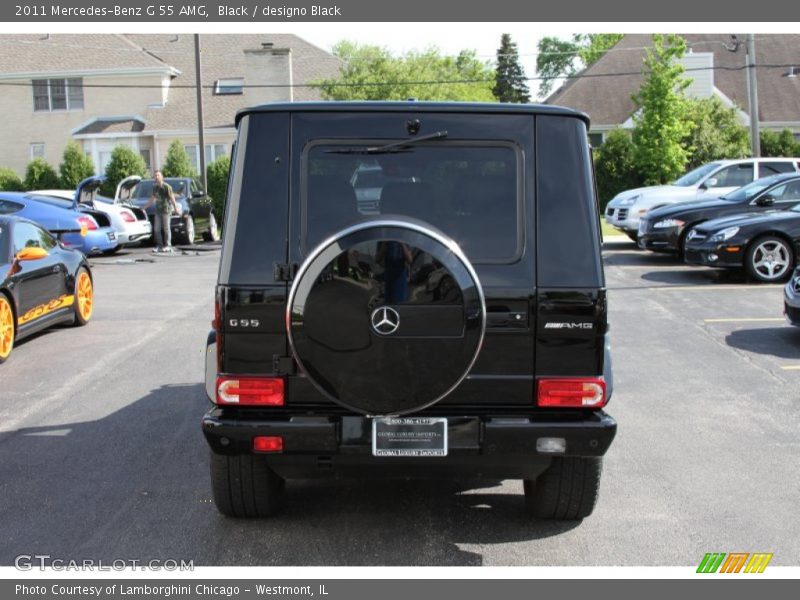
[{"x1": 544, "y1": 322, "x2": 593, "y2": 330}]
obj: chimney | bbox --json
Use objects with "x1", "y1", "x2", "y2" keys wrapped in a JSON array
[{"x1": 243, "y1": 45, "x2": 292, "y2": 104}]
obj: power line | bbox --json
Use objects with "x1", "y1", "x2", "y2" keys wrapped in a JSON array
[{"x1": 0, "y1": 63, "x2": 794, "y2": 90}]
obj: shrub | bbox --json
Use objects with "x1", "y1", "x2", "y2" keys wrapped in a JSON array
[
  {"x1": 0, "y1": 167, "x2": 24, "y2": 191},
  {"x1": 24, "y1": 157, "x2": 60, "y2": 191},
  {"x1": 101, "y1": 146, "x2": 148, "y2": 197},
  {"x1": 162, "y1": 139, "x2": 197, "y2": 178},
  {"x1": 594, "y1": 129, "x2": 643, "y2": 210},
  {"x1": 760, "y1": 129, "x2": 800, "y2": 158},
  {"x1": 59, "y1": 141, "x2": 95, "y2": 189},
  {"x1": 682, "y1": 97, "x2": 750, "y2": 169},
  {"x1": 206, "y1": 155, "x2": 231, "y2": 224}
]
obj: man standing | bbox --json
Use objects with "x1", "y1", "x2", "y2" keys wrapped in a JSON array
[{"x1": 142, "y1": 170, "x2": 180, "y2": 253}]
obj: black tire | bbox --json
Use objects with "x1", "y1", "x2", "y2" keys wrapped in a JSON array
[
  {"x1": 744, "y1": 235, "x2": 794, "y2": 283},
  {"x1": 202, "y1": 213, "x2": 220, "y2": 242},
  {"x1": 210, "y1": 452, "x2": 285, "y2": 518},
  {"x1": 175, "y1": 215, "x2": 195, "y2": 246},
  {"x1": 523, "y1": 457, "x2": 603, "y2": 520},
  {"x1": 625, "y1": 232, "x2": 638, "y2": 243}
]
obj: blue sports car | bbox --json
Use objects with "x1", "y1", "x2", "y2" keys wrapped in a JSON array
[{"x1": 0, "y1": 192, "x2": 118, "y2": 255}]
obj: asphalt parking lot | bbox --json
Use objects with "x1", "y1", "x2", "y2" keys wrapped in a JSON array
[{"x1": 1, "y1": 239, "x2": 799, "y2": 567}]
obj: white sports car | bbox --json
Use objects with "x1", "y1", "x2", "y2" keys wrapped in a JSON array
[{"x1": 35, "y1": 176, "x2": 152, "y2": 250}]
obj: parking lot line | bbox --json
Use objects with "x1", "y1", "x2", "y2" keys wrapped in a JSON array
[
  {"x1": 779, "y1": 365, "x2": 800, "y2": 371},
  {"x1": 703, "y1": 318, "x2": 786, "y2": 323},
  {"x1": 653, "y1": 285, "x2": 782, "y2": 291}
]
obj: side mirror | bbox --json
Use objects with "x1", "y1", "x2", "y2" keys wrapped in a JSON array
[
  {"x1": 192, "y1": 190, "x2": 204, "y2": 198},
  {"x1": 702, "y1": 177, "x2": 719, "y2": 189},
  {"x1": 756, "y1": 194, "x2": 775, "y2": 207},
  {"x1": 15, "y1": 247, "x2": 49, "y2": 262}
]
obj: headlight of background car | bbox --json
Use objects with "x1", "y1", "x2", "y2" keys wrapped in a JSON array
[
  {"x1": 708, "y1": 226, "x2": 740, "y2": 242},
  {"x1": 653, "y1": 218, "x2": 685, "y2": 229},
  {"x1": 618, "y1": 195, "x2": 640, "y2": 207}
]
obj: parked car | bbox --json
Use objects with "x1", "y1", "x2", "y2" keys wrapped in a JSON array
[
  {"x1": 202, "y1": 101, "x2": 616, "y2": 521},
  {"x1": 684, "y1": 204, "x2": 800, "y2": 282},
  {"x1": 0, "y1": 192, "x2": 117, "y2": 256},
  {"x1": 784, "y1": 268, "x2": 800, "y2": 325},
  {"x1": 639, "y1": 173, "x2": 800, "y2": 256},
  {"x1": 35, "y1": 176, "x2": 152, "y2": 250},
  {"x1": 605, "y1": 158, "x2": 800, "y2": 240},
  {"x1": 0, "y1": 215, "x2": 93, "y2": 363},
  {"x1": 126, "y1": 176, "x2": 219, "y2": 245}
]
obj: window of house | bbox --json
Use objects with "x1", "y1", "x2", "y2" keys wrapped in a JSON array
[
  {"x1": 32, "y1": 78, "x2": 84, "y2": 112},
  {"x1": 30, "y1": 143, "x2": 45, "y2": 160},
  {"x1": 185, "y1": 144, "x2": 227, "y2": 173},
  {"x1": 214, "y1": 78, "x2": 244, "y2": 95},
  {"x1": 588, "y1": 133, "x2": 604, "y2": 147},
  {"x1": 139, "y1": 149, "x2": 152, "y2": 171}
]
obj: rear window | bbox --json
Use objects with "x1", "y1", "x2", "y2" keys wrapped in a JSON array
[
  {"x1": 133, "y1": 179, "x2": 187, "y2": 198},
  {"x1": 303, "y1": 142, "x2": 521, "y2": 262}
]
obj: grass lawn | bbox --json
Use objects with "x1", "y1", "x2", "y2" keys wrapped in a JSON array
[{"x1": 600, "y1": 219, "x2": 625, "y2": 238}]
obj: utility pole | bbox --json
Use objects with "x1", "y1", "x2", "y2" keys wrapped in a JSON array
[
  {"x1": 746, "y1": 34, "x2": 761, "y2": 157},
  {"x1": 194, "y1": 34, "x2": 208, "y2": 192}
]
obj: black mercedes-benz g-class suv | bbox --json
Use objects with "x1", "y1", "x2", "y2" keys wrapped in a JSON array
[{"x1": 203, "y1": 102, "x2": 616, "y2": 520}]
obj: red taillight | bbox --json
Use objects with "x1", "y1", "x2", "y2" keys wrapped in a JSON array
[
  {"x1": 537, "y1": 378, "x2": 607, "y2": 408},
  {"x1": 253, "y1": 436, "x2": 284, "y2": 453},
  {"x1": 216, "y1": 376, "x2": 285, "y2": 406},
  {"x1": 77, "y1": 216, "x2": 98, "y2": 231},
  {"x1": 120, "y1": 210, "x2": 136, "y2": 223}
]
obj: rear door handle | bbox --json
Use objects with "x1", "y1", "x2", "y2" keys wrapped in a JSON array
[{"x1": 486, "y1": 311, "x2": 528, "y2": 329}]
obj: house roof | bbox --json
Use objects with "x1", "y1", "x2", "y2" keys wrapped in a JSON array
[
  {"x1": 74, "y1": 119, "x2": 146, "y2": 135},
  {"x1": 122, "y1": 34, "x2": 344, "y2": 131},
  {"x1": 546, "y1": 34, "x2": 800, "y2": 127},
  {"x1": 0, "y1": 33, "x2": 343, "y2": 133},
  {"x1": 0, "y1": 34, "x2": 170, "y2": 75}
]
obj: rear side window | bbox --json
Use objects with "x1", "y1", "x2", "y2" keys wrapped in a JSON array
[
  {"x1": 760, "y1": 161, "x2": 797, "y2": 177},
  {"x1": 13, "y1": 221, "x2": 56, "y2": 253},
  {"x1": 711, "y1": 163, "x2": 753, "y2": 187},
  {"x1": 303, "y1": 142, "x2": 521, "y2": 263},
  {"x1": 0, "y1": 200, "x2": 23, "y2": 215}
]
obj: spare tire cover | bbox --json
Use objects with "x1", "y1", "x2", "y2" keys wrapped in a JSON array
[{"x1": 287, "y1": 219, "x2": 486, "y2": 416}]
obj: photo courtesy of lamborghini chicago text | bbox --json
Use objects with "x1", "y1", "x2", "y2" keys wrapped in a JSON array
[{"x1": 0, "y1": 0, "x2": 799, "y2": 596}]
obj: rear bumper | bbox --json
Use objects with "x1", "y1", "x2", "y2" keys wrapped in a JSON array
[
  {"x1": 117, "y1": 221, "x2": 153, "y2": 245},
  {"x1": 201, "y1": 408, "x2": 617, "y2": 479}
]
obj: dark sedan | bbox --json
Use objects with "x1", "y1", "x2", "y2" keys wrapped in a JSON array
[
  {"x1": 638, "y1": 174, "x2": 800, "y2": 256},
  {"x1": 784, "y1": 268, "x2": 800, "y2": 325},
  {"x1": 0, "y1": 215, "x2": 93, "y2": 363},
  {"x1": 684, "y1": 206, "x2": 800, "y2": 282}
]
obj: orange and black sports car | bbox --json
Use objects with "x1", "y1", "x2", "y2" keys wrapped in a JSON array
[{"x1": 0, "y1": 215, "x2": 93, "y2": 363}]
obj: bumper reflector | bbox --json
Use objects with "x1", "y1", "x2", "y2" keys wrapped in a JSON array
[
  {"x1": 537, "y1": 377, "x2": 607, "y2": 408},
  {"x1": 253, "y1": 436, "x2": 284, "y2": 453},
  {"x1": 216, "y1": 376, "x2": 285, "y2": 406}
]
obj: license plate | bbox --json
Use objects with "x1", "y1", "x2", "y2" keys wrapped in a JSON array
[
  {"x1": 372, "y1": 417, "x2": 447, "y2": 457},
  {"x1": 108, "y1": 232, "x2": 116, "y2": 241}
]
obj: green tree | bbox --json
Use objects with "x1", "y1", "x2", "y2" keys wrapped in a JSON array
[
  {"x1": 682, "y1": 97, "x2": 750, "y2": 169},
  {"x1": 536, "y1": 34, "x2": 623, "y2": 97},
  {"x1": 593, "y1": 129, "x2": 642, "y2": 210},
  {"x1": 162, "y1": 139, "x2": 197, "y2": 178},
  {"x1": 316, "y1": 41, "x2": 495, "y2": 102},
  {"x1": 24, "y1": 157, "x2": 60, "y2": 190},
  {"x1": 493, "y1": 33, "x2": 529, "y2": 103},
  {"x1": 760, "y1": 129, "x2": 800, "y2": 157},
  {"x1": 631, "y1": 34, "x2": 692, "y2": 185},
  {"x1": 206, "y1": 155, "x2": 231, "y2": 224},
  {"x1": 101, "y1": 145, "x2": 148, "y2": 197},
  {"x1": 0, "y1": 167, "x2": 24, "y2": 192},
  {"x1": 59, "y1": 141, "x2": 95, "y2": 189}
]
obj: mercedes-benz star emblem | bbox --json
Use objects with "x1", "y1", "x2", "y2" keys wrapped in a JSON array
[{"x1": 370, "y1": 306, "x2": 400, "y2": 335}]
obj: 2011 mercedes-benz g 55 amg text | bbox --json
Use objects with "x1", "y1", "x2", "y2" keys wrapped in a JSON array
[{"x1": 203, "y1": 102, "x2": 616, "y2": 520}]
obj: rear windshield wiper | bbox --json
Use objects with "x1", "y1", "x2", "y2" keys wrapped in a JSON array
[{"x1": 324, "y1": 130, "x2": 448, "y2": 155}]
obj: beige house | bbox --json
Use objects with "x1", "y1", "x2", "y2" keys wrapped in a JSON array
[
  {"x1": 546, "y1": 34, "x2": 800, "y2": 146},
  {"x1": 0, "y1": 34, "x2": 343, "y2": 177}
]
